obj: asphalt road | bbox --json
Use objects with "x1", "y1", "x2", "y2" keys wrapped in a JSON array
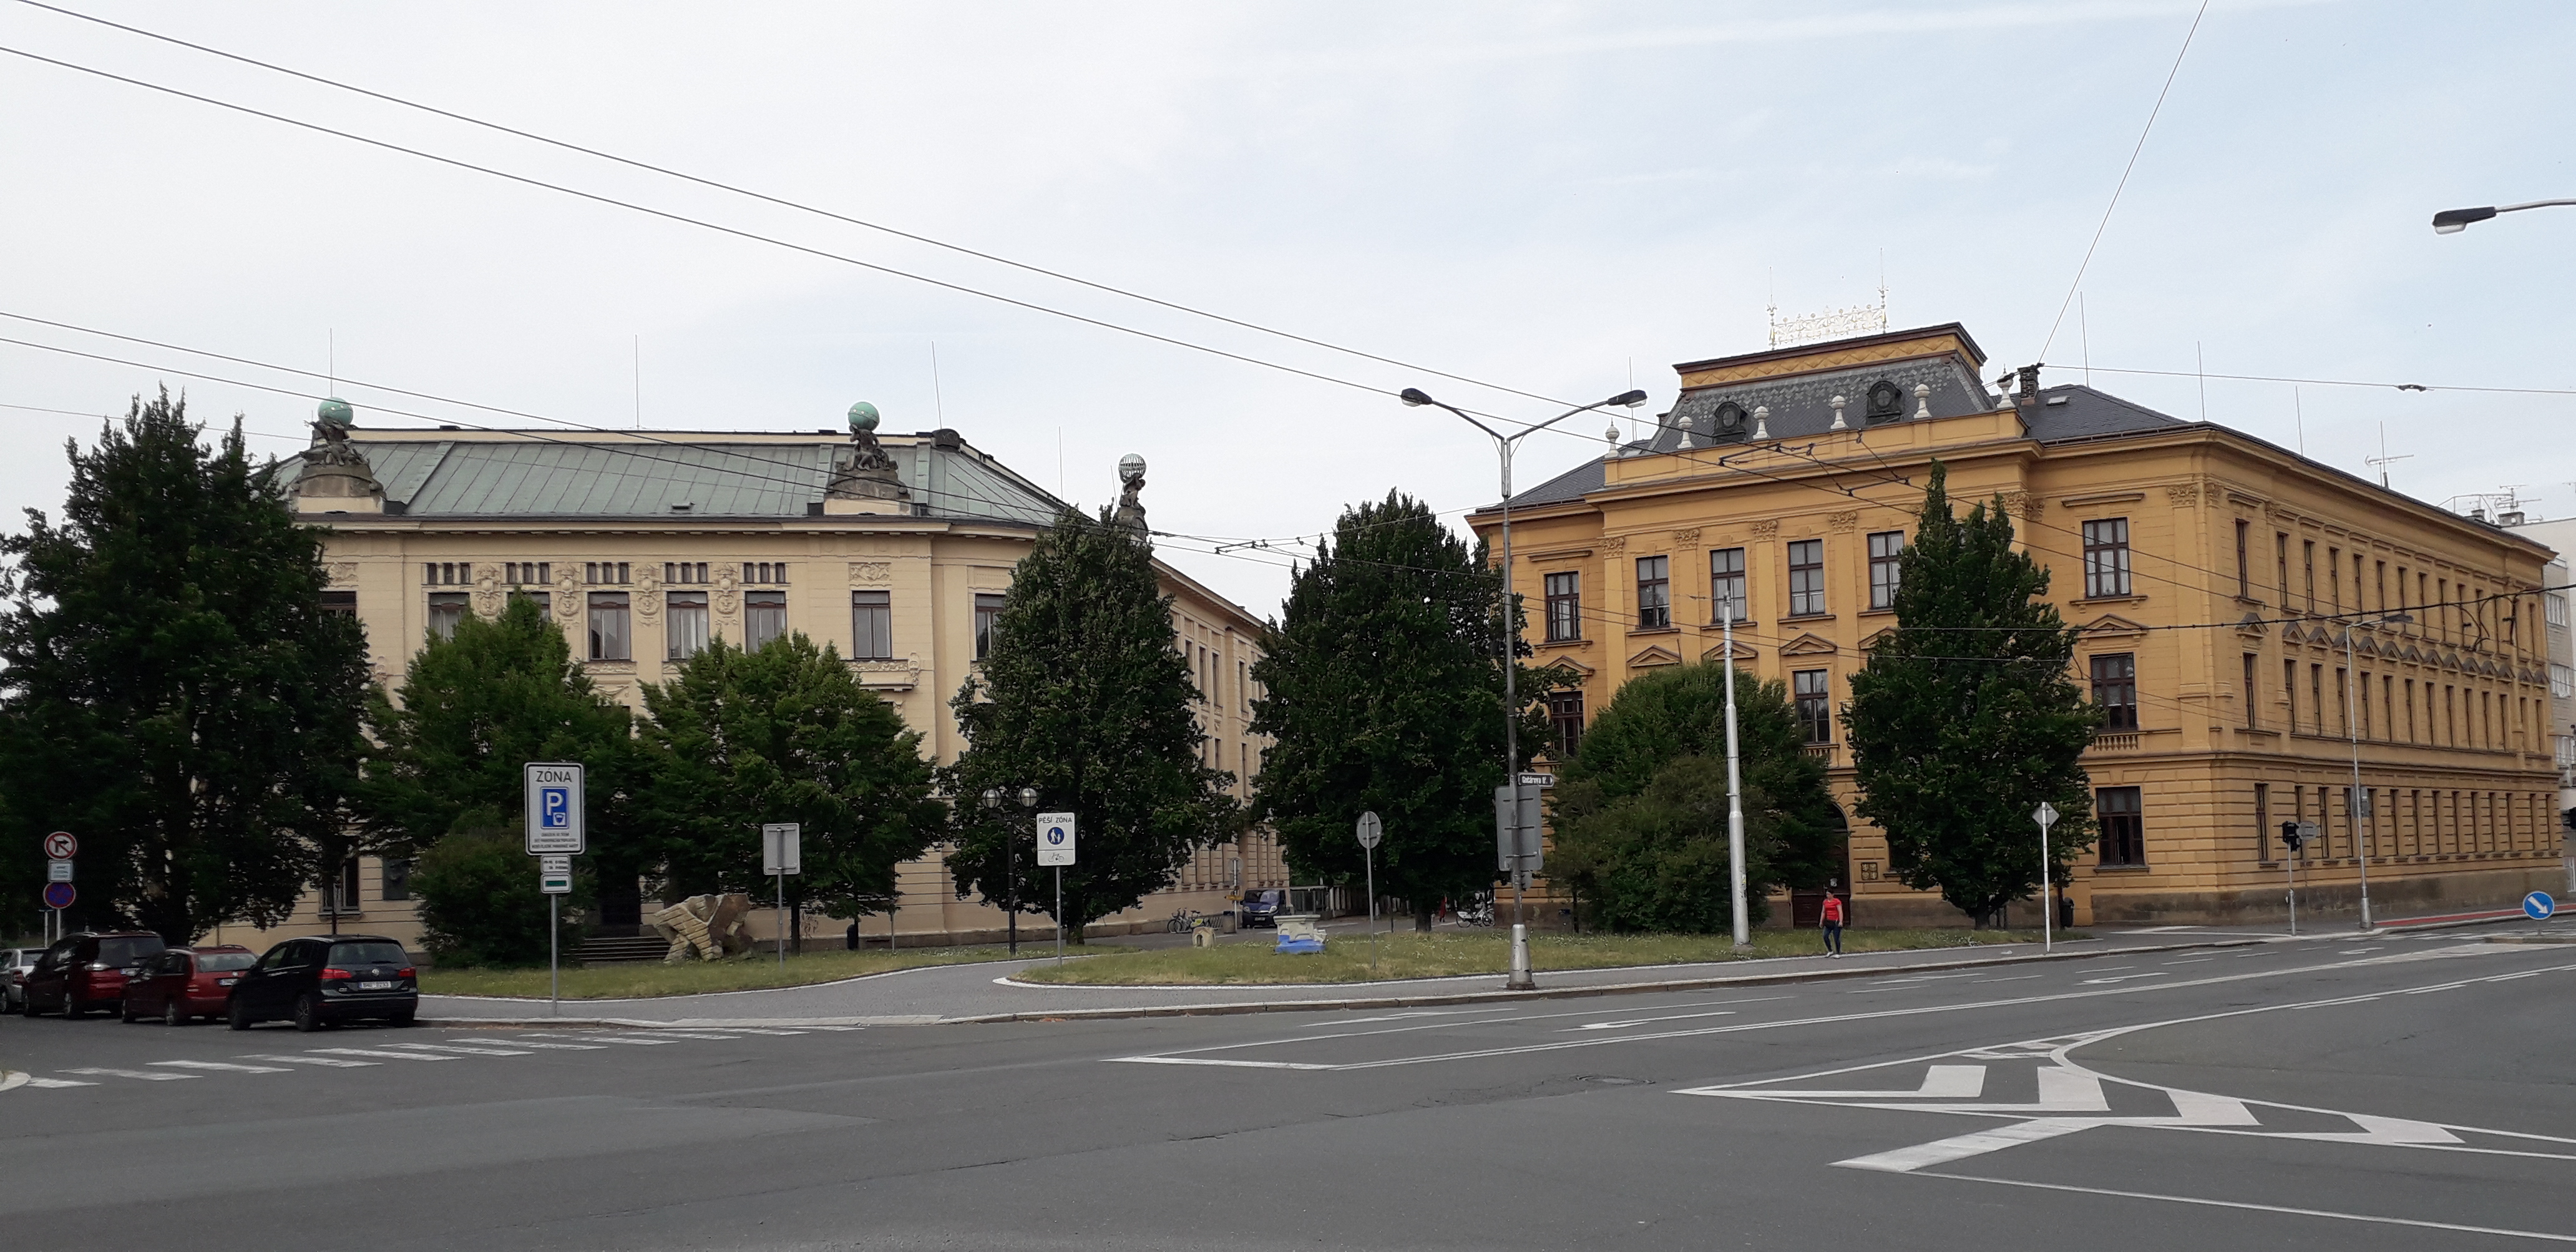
[{"x1": 6, "y1": 926, "x2": 2574, "y2": 1251}]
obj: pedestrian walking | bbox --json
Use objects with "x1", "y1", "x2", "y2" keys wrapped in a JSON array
[{"x1": 1819, "y1": 886, "x2": 1845, "y2": 957}]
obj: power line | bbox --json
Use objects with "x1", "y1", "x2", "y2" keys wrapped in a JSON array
[
  {"x1": 2036, "y1": 0, "x2": 2210, "y2": 361},
  {"x1": 11, "y1": 0, "x2": 1591, "y2": 416},
  {"x1": 2077, "y1": 363, "x2": 2576, "y2": 399}
]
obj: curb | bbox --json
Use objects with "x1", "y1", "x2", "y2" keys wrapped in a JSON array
[{"x1": 421, "y1": 934, "x2": 2286, "y2": 1029}]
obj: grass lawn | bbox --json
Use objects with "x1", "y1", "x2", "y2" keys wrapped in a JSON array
[
  {"x1": 1010, "y1": 927, "x2": 2067, "y2": 986},
  {"x1": 419, "y1": 944, "x2": 1028, "y2": 999}
]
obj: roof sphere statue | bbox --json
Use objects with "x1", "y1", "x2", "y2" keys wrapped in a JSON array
[
  {"x1": 317, "y1": 396, "x2": 355, "y2": 426},
  {"x1": 847, "y1": 401, "x2": 881, "y2": 434}
]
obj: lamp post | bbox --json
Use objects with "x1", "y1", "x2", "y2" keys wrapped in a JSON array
[
  {"x1": 980, "y1": 785, "x2": 1040, "y2": 954},
  {"x1": 2342, "y1": 612, "x2": 2411, "y2": 930},
  {"x1": 2432, "y1": 199, "x2": 2576, "y2": 233},
  {"x1": 1402, "y1": 385, "x2": 1647, "y2": 984}
]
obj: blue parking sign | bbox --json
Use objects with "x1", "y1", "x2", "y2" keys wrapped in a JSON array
[
  {"x1": 542, "y1": 786, "x2": 572, "y2": 829},
  {"x1": 524, "y1": 762, "x2": 585, "y2": 854}
]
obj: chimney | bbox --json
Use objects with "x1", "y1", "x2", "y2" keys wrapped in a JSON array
[
  {"x1": 2500, "y1": 510, "x2": 2527, "y2": 526},
  {"x1": 2016, "y1": 364, "x2": 2041, "y2": 406}
]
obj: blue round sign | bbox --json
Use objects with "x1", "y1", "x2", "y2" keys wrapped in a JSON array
[
  {"x1": 42, "y1": 882, "x2": 74, "y2": 909},
  {"x1": 2524, "y1": 891, "x2": 2555, "y2": 921}
]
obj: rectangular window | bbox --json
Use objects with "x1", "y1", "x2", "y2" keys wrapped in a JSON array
[
  {"x1": 2311, "y1": 665, "x2": 2325, "y2": 735},
  {"x1": 323, "y1": 858, "x2": 362, "y2": 916},
  {"x1": 2335, "y1": 668, "x2": 2349, "y2": 736},
  {"x1": 2328, "y1": 547, "x2": 2342, "y2": 612},
  {"x1": 2284, "y1": 660, "x2": 2299, "y2": 731},
  {"x1": 973, "y1": 592, "x2": 1006, "y2": 660},
  {"x1": 2359, "y1": 672, "x2": 2373, "y2": 738},
  {"x1": 1793, "y1": 669, "x2": 1832, "y2": 743},
  {"x1": 1635, "y1": 556, "x2": 1671, "y2": 628},
  {"x1": 2549, "y1": 592, "x2": 2569, "y2": 629},
  {"x1": 2097, "y1": 786, "x2": 2145, "y2": 866},
  {"x1": 583, "y1": 562, "x2": 631, "y2": 586},
  {"x1": 2376, "y1": 560, "x2": 2387, "y2": 612},
  {"x1": 2277, "y1": 534, "x2": 2291, "y2": 604},
  {"x1": 2437, "y1": 579, "x2": 2449, "y2": 638},
  {"x1": 662, "y1": 562, "x2": 708, "y2": 585},
  {"x1": 2235, "y1": 520, "x2": 2252, "y2": 599},
  {"x1": 744, "y1": 590, "x2": 787, "y2": 650},
  {"x1": 743, "y1": 562, "x2": 789, "y2": 585},
  {"x1": 1543, "y1": 572, "x2": 1581, "y2": 642},
  {"x1": 587, "y1": 592, "x2": 631, "y2": 660},
  {"x1": 319, "y1": 590, "x2": 358, "y2": 619},
  {"x1": 851, "y1": 590, "x2": 892, "y2": 660},
  {"x1": 2254, "y1": 783, "x2": 2271, "y2": 863},
  {"x1": 379, "y1": 858, "x2": 411, "y2": 902},
  {"x1": 426, "y1": 591, "x2": 469, "y2": 640},
  {"x1": 2553, "y1": 664, "x2": 2573, "y2": 700},
  {"x1": 1710, "y1": 547, "x2": 1747, "y2": 623},
  {"x1": 1868, "y1": 530, "x2": 1905, "y2": 610},
  {"x1": 2090, "y1": 653, "x2": 2139, "y2": 731},
  {"x1": 666, "y1": 591, "x2": 709, "y2": 661},
  {"x1": 1546, "y1": 688, "x2": 1584, "y2": 759},
  {"x1": 505, "y1": 562, "x2": 553, "y2": 587},
  {"x1": 1787, "y1": 539, "x2": 1826, "y2": 617},
  {"x1": 2404, "y1": 678, "x2": 2417, "y2": 741},
  {"x1": 2081, "y1": 519, "x2": 2132, "y2": 599},
  {"x1": 2242, "y1": 653, "x2": 2260, "y2": 729},
  {"x1": 422, "y1": 562, "x2": 472, "y2": 586},
  {"x1": 2303, "y1": 540, "x2": 2317, "y2": 611}
]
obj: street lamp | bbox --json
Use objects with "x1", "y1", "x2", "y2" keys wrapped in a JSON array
[
  {"x1": 2341, "y1": 612, "x2": 2411, "y2": 931},
  {"x1": 2431, "y1": 199, "x2": 2576, "y2": 234},
  {"x1": 980, "y1": 785, "x2": 1041, "y2": 954},
  {"x1": 1402, "y1": 384, "x2": 1649, "y2": 988}
]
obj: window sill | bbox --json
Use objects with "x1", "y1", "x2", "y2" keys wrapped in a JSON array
[
  {"x1": 1539, "y1": 637, "x2": 1589, "y2": 648},
  {"x1": 1706, "y1": 620, "x2": 1760, "y2": 630},
  {"x1": 2075, "y1": 594, "x2": 2146, "y2": 606},
  {"x1": 585, "y1": 660, "x2": 637, "y2": 670},
  {"x1": 2092, "y1": 864, "x2": 2154, "y2": 874},
  {"x1": 1781, "y1": 613, "x2": 1836, "y2": 624},
  {"x1": 1627, "y1": 626, "x2": 1679, "y2": 638}
]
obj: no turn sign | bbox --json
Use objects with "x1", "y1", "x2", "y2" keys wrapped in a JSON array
[{"x1": 43, "y1": 831, "x2": 76, "y2": 860}]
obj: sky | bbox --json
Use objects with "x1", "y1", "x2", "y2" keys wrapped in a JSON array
[{"x1": 1, "y1": 1, "x2": 2570, "y2": 617}]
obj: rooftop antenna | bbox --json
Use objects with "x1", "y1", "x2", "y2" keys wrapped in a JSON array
[
  {"x1": 2365, "y1": 421, "x2": 2413, "y2": 487},
  {"x1": 930, "y1": 341, "x2": 945, "y2": 426},
  {"x1": 2079, "y1": 291, "x2": 2091, "y2": 386},
  {"x1": 633, "y1": 335, "x2": 641, "y2": 429},
  {"x1": 2197, "y1": 341, "x2": 2207, "y2": 422},
  {"x1": 2293, "y1": 386, "x2": 2305, "y2": 456},
  {"x1": 327, "y1": 328, "x2": 334, "y2": 396}
]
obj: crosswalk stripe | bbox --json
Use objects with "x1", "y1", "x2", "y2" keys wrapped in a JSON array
[
  {"x1": 451, "y1": 1037, "x2": 604, "y2": 1050},
  {"x1": 605, "y1": 1031, "x2": 738, "y2": 1040},
  {"x1": 241, "y1": 1054, "x2": 377, "y2": 1067},
  {"x1": 150, "y1": 1060, "x2": 291, "y2": 1073},
  {"x1": 62, "y1": 1067, "x2": 198, "y2": 1081},
  {"x1": 25, "y1": 1077, "x2": 95, "y2": 1087},
  {"x1": 578, "y1": 1035, "x2": 678, "y2": 1045},
  {"x1": 1838, "y1": 1118, "x2": 2092, "y2": 1173},
  {"x1": 306, "y1": 1047, "x2": 455, "y2": 1062},
  {"x1": 711, "y1": 1027, "x2": 804, "y2": 1035},
  {"x1": 381, "y1": 1043, "x2": 531, "y2": 1056}
]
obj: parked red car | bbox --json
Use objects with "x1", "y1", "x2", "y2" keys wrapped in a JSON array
[
  {"x1": 19, "y1": 931, "x2": 167, "y2": 1018},
  {"x1": 120, "y1": 946, "x2": 258, "y2": 1025}
]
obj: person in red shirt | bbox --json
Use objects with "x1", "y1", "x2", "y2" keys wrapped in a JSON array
[{"x1": 1819, "y1": 887, "x2": 1846, "y2": 957}]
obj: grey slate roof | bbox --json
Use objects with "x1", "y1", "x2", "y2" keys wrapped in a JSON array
[
  {"x1": 1495, "y1": 383, "x2": 2188, "y2": 511},
  {"x1": 295, "y1": 431, "x2": 1065, "y2": 525}
]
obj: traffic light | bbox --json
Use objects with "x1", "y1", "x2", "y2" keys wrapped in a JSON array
[{"x1": 2279, "y1": 821, "x2": 2305, "y2": 853}]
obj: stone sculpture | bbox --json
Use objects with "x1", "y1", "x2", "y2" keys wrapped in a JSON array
[{"x1": 649, "y1": 893, "x2": 757, "y2": 963}]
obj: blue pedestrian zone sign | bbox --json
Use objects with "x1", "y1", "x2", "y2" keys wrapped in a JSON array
[{"x1": 2523, "y1": 891, "x2": 2555, "y2": 921}]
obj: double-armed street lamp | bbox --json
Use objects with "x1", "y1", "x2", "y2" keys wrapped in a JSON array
[
  {"x1": 2431, "y1": 199, "x2": 2576, "y2": 233},
  {"x1": 980, "y1": 785, "x2": 1040, "y2": 954},
  {"x1": 2340, "y1": 612, "x2": 2412, "y2": 931},
  {"x1": 1400, "y1": 384, "x2": 1648, "y2": 987}
]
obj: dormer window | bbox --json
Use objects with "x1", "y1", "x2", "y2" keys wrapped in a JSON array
[
  {"x1": 1712, "y1": 401, "x2": 1748, "y2": 439},
  {"x1": 1865, "y1": 379, "x2": 1903, "y2": 423}
]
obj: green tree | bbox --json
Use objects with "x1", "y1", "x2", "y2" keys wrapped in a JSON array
[
  {"x1": 1844, "y1": 461, "x2": 2100, "y2": 926},
  {"x1": 0, "y1": 389, "x2": 369, "y2": 942},
  {"x1": 1249, "y1": 491, "x2": 1541, "y2": 927},
  {"x1": 1549, "y1": 663, "x2": 1841, "y2": 932},
  {"x1": 635, "y1": 632, "x2": 944, "y2": 930},
  {"x1": 410, "y1": 812, "x2": 584, "y2": 966},
  {"x1": 944, "y1": 509, "x2": 1238, "y2": 939},
  {"x1": 359, "y1": 592, "x2": 638, "y2": 905}
]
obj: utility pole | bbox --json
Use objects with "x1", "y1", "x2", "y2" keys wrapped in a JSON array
[{"x1": 1722, "y1": 603, "x2": 1749, "y2": 949}]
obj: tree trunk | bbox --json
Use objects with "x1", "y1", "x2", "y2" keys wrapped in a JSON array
[{"x1": 1413, "y1": 902, "x2": 1433, "y2": 932}]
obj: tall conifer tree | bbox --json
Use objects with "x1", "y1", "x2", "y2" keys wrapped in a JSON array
[
  {"x1": 944, "y1": 509, "x2": 1237, "y2": 937},
  {"x1": 0, "y1": 390, "x2": 369, "y2": 942},
  {"x1": 1844, "y1": 462, "x2": 2100, "y2": 924},
  {"x1": 1250, "y1": 491, "x2": 1540, "y2": 927}
]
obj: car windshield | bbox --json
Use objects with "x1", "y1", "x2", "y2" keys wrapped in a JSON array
[
  {"x1": 99, "y1": 936, "x2": 167, "y2": 966},
  {"x1": 195, "y1": 952, "x2": 256, "y2": 972},
  {"x1": 328, "y1": 942, "x2": 408, "y2": 967}
]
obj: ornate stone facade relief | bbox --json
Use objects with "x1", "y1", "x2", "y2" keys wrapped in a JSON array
[
  {"x1": 326, "y1": 562, "x2": 359, "y2": 586},
  {"x1": 635, "y1": 564, "x2": 662, "y2": 621},
  {"x1": 1671, "y1": 527, "x2": 1702, "y2": 546},
  {"x1": 553, "y1": 565, "x2": 583, "y2": 620},
  {"x1": 1827, "y1": 511, "x2": 1860, "y2": 534},
  {"x1": 849, "y1": 561, "x2": 893, "y2": 585},
  {"x1": 472, "y1": 564, "x2": 503, "y2": 617},
  {"x1": 2164, "y1": 481, "x2": 2202, "y2": 506},
  {"x1": 1749, "y1": 520, "x2": 1780, "y2": 542}
]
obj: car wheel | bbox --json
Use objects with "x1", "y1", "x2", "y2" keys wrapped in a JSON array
[
  {"x1": 121, "y1": 1001, "x2": 138, "y2": 1024},
  {"x1": 164, "y1": 1000, "x2": 185, "y2": 1027},
  {"x1": 62, "y1": 995, "x2": 85, "y2": 1020},
  {"x1": 292, "y1": 994, "x2": 321, "y2": 1033},
  {"x1": 391, "y1": 1009, "x2": 416, "y2": 1028},
  {"x1": 227, "y1": 999, "x2": 251, "y2": 1031}
]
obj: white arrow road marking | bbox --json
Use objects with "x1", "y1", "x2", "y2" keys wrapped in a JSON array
[
  {"x1": 573, "y1": 1035, "x2": 678, "y2": 1045},
  {"x1": 1920, "y1": 1173, "x2": 2576, "y2": 1245},
  {"x1": 149, "y1": 1060, "x2": 291, "y2": 1073},
  {"x1": 381, "y1": 1043, "x2": 530, "y2": 1056},
  {"x1": 2080, "y1": 971, "x2": 2170, "y2": 985},
  {"x1": 1572, "y1": 1010, "x2": 1737, "y2": 1032},
  {"x1": 600, "y1": 1032, "x2": 738, "y2": 1041},
  {"x1": 24, "y1": 1077, "x2": 95, "y2": 1087},
  {"x1": 307, "y1": 1048, "x2": 454, "y2": 1062},
  {"x1": 451, "y1": 1037, "x2": 603, "y2": 1050},
  {"x1": 1840, "y1": 1118, "x2": 2092, "y2": 1173},
  {"x1": 710, "y1": 1027, "x2": 806, "y2": 1035},
  {"x1": 1719, "y1": 1064, "x2": 1991, "y2": 1102},
  {"x1": 62, "y1": 1067, "x2": 197, "y2": 1081},
  {"x1": 240, "y1": 1054, "x2": 376, "y2": 1067}
]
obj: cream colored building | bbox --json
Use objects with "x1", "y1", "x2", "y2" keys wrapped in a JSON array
[
  {"x1": 237, "y1": 406, "x2": 1278, "y2": 954},
  {"x1": 1476, "y1": 324, "x2": 2563, "y2": 927}
]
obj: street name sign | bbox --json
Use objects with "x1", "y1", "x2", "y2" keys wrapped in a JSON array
[
  {"x1": 2525, "y1": 891, "x2": 2555, "y2": 921},
  {"x1": 1518, "y1": 773, "x2": 1556, "y2": 790},
  {"x1": 1355, "y1": 811, "x2": 1382, "y2": 850},
  {"x1": 1036, "y1": 813, "x2": 1077, "y2": 866},
  {"x1": 524, "y1": 763, "x2": 586, "y2": 854},
  {"x1": 761, "y1": 824, "x2": 802, "y2": 876},
  {"x1": 42, "y1": 882, "x2": 74, "y2": 909},
  {"x1": 42, "y1": 831, "x2": 76, "y2": 859}
]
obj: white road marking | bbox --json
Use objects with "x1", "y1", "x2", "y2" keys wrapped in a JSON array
[
  {"x1": 451, "y1": 1037, "x2": 603, "y2": 1050},
  {"x1": 1572, "y1": 1010, "x2": 1738, "y2": 1031},
  {"x1": 307, "y1": 1048, "x2": 455, "y2": 1062},
  {"x1": 1733, "y1": 1064, "x2": 1990, "y2": 1101},
  {"x1": 577, "y1": 1035, "x2": 679, "y2": 1045},
  {"x1": 62, "y1": 1067, "x2": 197, "y2": 1081},
  {"x1": 1971, "y1": 975, "x2": 2042, "y2": 984},
  {"x1": 601, "y1": 1032, "x2": 738, "y2": 1040},
  {"x1": 2161, "y1": 958, "x2": 2213, "y2": 965},
  {"x1": 1116, "y1": 1056, "x2": 1337, "y2": 1071},
  {"x1": 149, "y1": 1060, "x2": 291, "y2": 1073},
  {"x1": 1916, "y1": 1173, "x2": 2576, "y2": 1245},
  {"x1": 241, "y1": 1054, "x2": 376, "y2": 1067},
  {"x1": 2080, "y1": 971, "x2": 2170, "y2": 985},
  {"x1": 383, "y1": 1043, "x2": 530, "y2": 1056},
  {"x1": 23, "y1": 1077, "x2": 94, "y2": 1087},
  {"x1": 711, "y1": 1027, "x2": 805, "y2": 1035},
  {"x1": 1840, "y1": 1119, "x2": 2091, "y2": 1172}
]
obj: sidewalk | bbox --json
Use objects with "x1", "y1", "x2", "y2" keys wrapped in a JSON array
[{"x1": 420, "y1": 921, "x2": 2356, "y2": 1029}]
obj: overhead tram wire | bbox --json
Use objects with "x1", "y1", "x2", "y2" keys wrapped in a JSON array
[
  {"x1": 12, "y1": 0, "x2": 1589, "y2": 416},
  {"x1": 0, "y1": 42, "x2": 1591, "y2": 431},
  {"x1": 2077, "y1": 363, "x2": 2576, "y2": 399}
]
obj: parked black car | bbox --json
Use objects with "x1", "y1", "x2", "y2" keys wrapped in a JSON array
[
  {"x1": 20, "y1": 931, "x2": 168, "y2": 1017},
  {"x1": 226, "y1": 935, "x2": 418, "y2": 1031}
]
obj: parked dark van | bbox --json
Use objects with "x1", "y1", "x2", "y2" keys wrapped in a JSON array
[
  {"x1": 20, "y1": 931, "x2": 168, "y2": 1017},
  {"x1": 226, "y1": 935, "x2": 419, "y2": 1031}
]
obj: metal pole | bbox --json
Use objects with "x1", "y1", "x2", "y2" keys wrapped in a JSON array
[
  {"x1": 1054, "y1": 866, "x2": 1065, "y2": 964},
  {"x1": 1499, "y1": 436, "x2": 1533, "y2": 990},
  {"x1": 2288, "y1": 846, "x2": 2298, "y2": 937},
  {"x1": 1007, "y1": 833, "x2": 1018, "y2": 956},
  {"x1": 1722, "y1": 605, "x2": 1750, "y2": 949},
  {"x1": 549, "y1": 894, "x2": 559, "y2": 1015},
  {"x1": 2346, "y1": 624, "x2": 2374, "y2": 931},
  {"x1": 2041, "y1": 816, "x2": 2052, "y2": 954},
  {"x1": 776, "y1": 872, "x2": 784, "y2": 969},
  {"x1": 1365, "y1": 844, "x2": 1377, "y2": 971}
]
